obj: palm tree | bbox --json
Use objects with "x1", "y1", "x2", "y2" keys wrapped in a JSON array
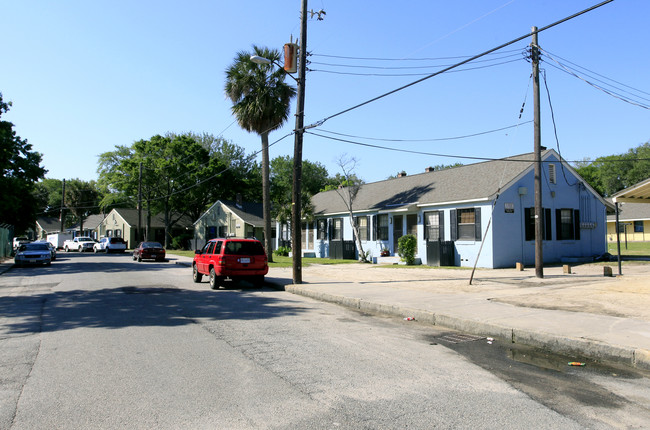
[{"x1": 225, "y1": 45, "x2": 296, "y2": 262}]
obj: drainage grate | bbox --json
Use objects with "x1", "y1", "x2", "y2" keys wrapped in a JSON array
[{"x1": 437, "y1": 333, "x2": 485, "y2": 344}]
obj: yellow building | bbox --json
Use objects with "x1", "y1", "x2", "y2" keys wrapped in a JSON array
[{"x1": 607, "y1": 202, "x2": 650, "y2": 243}]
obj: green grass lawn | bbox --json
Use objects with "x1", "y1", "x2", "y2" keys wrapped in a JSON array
[
  {"x1": 607, "y1": 241, "x2": 650, "y2": 256},
  {"x1": 165, "y1": 250, "x2": 361, "y2": 268}
]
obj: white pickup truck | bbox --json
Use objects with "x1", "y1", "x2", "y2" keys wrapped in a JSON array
[{"x1": 63, "y1": 236, "x2": 96, "y2": 252}]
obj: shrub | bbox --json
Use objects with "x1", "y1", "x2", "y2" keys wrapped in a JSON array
[
  {"x1": 274, "y1": 246, "x2": 291, "y2": 257},
  {"x1": 397, "y1": 234, "x2": 417, "y2": 265}
]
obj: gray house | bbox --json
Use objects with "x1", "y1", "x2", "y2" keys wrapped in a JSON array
[
  {"x1": 303, "y1": 150, "x2": 610, "y2": 269},
  {"x1": 192, "y1": 200, "x2": 270, "y2": 251}
]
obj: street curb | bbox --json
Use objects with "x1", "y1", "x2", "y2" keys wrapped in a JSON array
[{"x1": 279, "y1": 283, "x2": 650, "y2": 372}]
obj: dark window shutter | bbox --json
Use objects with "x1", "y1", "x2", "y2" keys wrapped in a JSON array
[
  {"x1": 366, "y1": 216, "x2": 371, "y2": 241},
  {"x1": 556, "y1": 209, "x2": 562, "y2": 240},
  {"x1": 439, "y1": 211, "x2": 445, "y2": 241},
  {"x1": 524, "y1": 208, "x2": 533, "y2": 241},
  {"x1": 450, "y1": 209, "x2": 457, "y2": 241},
  {"x1": 574, "y1": 209, "x2": 580, "y2": 240},
  {"x1": 372, "y1": 215, "x2": 377, "y2": 241},
  {"x1": 545, "y1": 208, "x2": 552, "y2": 241},
  {"x1": 474, "y1": 207, "x2": 482, "y2": 241}
]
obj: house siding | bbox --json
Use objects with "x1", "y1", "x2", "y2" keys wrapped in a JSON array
[{"x1": 309, "y1": 151, "x2": 608, "y2": 268}]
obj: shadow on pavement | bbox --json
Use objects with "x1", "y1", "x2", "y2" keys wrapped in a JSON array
[{"x1": 0, "y1": 284, "x2": 310, "y2": 336}]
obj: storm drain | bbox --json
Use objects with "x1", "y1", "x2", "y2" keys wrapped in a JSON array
[{"x1": 437, "y1": 333, "x2": 485, "y2": 344}]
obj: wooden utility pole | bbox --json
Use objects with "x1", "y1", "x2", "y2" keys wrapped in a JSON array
[
  {"x1": 291, "y1": 0, "x2": 308, "y2": 284},
  {"x1": 532, "y1": 26, "x2": 544, "y2": 278}
]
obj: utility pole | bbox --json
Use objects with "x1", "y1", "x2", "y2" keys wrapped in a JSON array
[
  {"x1": 291, "y1": 0, "x2": 308, "y2": 284},
  {"x1": 532, "y1": 26, "x2": 543, "y2": 278},
  {"x1": 138, "y1": 162, "x2": 143, "y2": 244},
  {"x1": 60, "y1": 179, "x2": 66, "y2": 233}
]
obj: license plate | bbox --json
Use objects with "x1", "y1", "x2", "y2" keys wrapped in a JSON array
[{"x1": 240, "y1": 257, "x2": 250, "y2": 264}]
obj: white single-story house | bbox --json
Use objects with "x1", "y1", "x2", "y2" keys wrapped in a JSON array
[
  {"x1": 192, "y1": 199, "x2": 271, "y2": 251},
  {"x1": 298, "y1": 149, "x2": 611, "y2": 268},
  {"x1": 97, "y1": 208, "x2": 194, "y2": 249}
]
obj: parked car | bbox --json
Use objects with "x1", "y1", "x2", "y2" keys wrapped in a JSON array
[
  {"x1": 192, "y1": 238, "x2": 268, "y2": 289},
  {"x1": 94, "y1": 237, "x2": 127, "y2": 253},
  {"x1": 63, "y1": 237, "x2": 95, "y2": 252},
  {"x1": 133, "y1": 242, "x2": 166, "y2": 262},
  {"x1": 37, "y1": 240, "x2": 57, "y2": 261},
  {"x1": 14, "y1": 242, "x2": 52, "y2": 267}
]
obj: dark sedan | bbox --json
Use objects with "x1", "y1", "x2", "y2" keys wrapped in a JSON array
[
  {"x1": 133, "y1": 242, "x2": 166, "y2": 262},
  {"x1": 14, "y1": 242, "x2": 52, "y2": 267}
]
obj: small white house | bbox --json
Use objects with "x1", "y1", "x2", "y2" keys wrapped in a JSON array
[
  {"x1": 193, "y1": 199, "x2": 271, "y2": 251},
  {"x1": 301, "y1": 150, "x2": 610, "y2": 268}
]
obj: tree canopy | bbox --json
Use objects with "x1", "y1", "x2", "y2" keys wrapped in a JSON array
[
  {"x1": 0, "y1": 93, "x2": 47, "y2": 232},
  {"x1": 573, "y1": 142, "x2": 650, "y2": 196}
]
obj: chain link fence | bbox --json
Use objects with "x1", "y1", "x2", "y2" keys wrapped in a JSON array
[{"x1": 0, "y1": 225, "x2": 14, "y2": 259}]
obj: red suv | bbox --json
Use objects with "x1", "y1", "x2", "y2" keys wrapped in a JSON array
[{"x1": 193, "y1": 238, "x2": 268, "y2": 289}]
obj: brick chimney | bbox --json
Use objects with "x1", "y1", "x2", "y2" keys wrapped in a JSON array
[
  {"x1": 397, "y1": 171, "x2": 407, "y2": 178},
  {"x1": 425, "y1": 166, "x2": 435, "y2": 173}
]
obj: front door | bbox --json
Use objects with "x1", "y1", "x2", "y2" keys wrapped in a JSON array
[{"x1": 393, "y1": 215, "x2": 403, "y2": 251}]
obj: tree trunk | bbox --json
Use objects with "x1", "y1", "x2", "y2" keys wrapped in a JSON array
[
  {"x1": 261, "y1": 132, "x2": 273, "y2": 262},
  {"x1": 348, "y1": 214, "x2": 366, "y2": 262}
]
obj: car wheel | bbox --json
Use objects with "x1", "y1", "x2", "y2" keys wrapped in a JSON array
[
  {"x1": 94, "y1": 247, "x2": 98, "y2": 253},
  {"x1": 138, "y1": 255, "x2": 142, "y2": 262},
  {"x1": 252, "y1": 275, "x2": 265, "y2": 287},
  {"x1": 65, "y1": 246, "x2": 69, "y2": 252},
  {"x1": 209, "y1": 268, "x2": 223, "y2": 290},
  {"x1": 192, "y1": 265, "x2": 202, "y2": 283},
  {"x1": 132, "y1": 254, "x2": 137, "y2": 261}
]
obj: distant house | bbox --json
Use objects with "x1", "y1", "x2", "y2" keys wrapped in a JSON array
[
  {"x1": 607, "y1": 177, "x2": 650, "y2": 244},
  {"x1": 192, "y1": 199, "x2": 269, "y2": 251},
  {"x1": 301, "y1": 150, "x2": 610, "y2": 268},
  {"x1": 35, "y1": 217, "x2": 62, "y2": 239},
  {"x1": 69, "y1": 214, "x2": 106, "y2": 240},
  {"x1": 97, "y1": 208, "x2": 194, "y2": 249},
  {"x1": 607, "y1": 203, "x2": 650, "y2": 243}
]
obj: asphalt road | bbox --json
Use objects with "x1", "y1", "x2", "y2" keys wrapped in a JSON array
[{"x1": 1, "y1": 253, "x2": 648, "y2": 429}]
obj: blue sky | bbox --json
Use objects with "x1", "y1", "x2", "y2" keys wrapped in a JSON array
[{"x1": 2, "y1": 1, "x2": 648, "y2": 184}]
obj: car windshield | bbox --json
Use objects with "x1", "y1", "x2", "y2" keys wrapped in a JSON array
[
  {"x1": 142, "y1": 242, "x2": 163, "y2": 248},
  {"x1": 224, "y1": 241, "x2": 265, "y2": 256},
  {"x1": 21, "y1": 243, "x2": 49, "y2": 251}
]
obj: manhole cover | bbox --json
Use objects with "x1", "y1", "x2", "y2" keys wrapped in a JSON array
[{"x1": 437, "y1": 333, "x2": 485, "y2": 344}]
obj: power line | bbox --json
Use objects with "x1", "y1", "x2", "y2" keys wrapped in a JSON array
[
  {"x1": 310, "y1": 58, "x2": 524, "y2": 77},
  {"x1": 305, "y1": 130, "x2": 650, "y2": 164},
  {"x1": 317, "y1": 121, "x2": 532, "y2": 142},
  {"x1": 305, "y1": 0, "x2": 615, "y2": 130},
  {"x1": 310, "y1": 53, "x2": 522, "y2": 70},
  {"x1": 310, "y1": 48, "x2": 524, "y2": 62}
]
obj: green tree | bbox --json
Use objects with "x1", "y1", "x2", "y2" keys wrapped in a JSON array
[
  {"x1": 270, "y1": 155, "x2": 330, "y2": 223},
  {"x1": 225, "y1": 45, "x2": 297, "y2": 262},
  {"x1": 65, "y1": 179, "x2": 100, "y2": 234},
  {"x1": 574, "y1": 142, "x2": 650, "y2": 196},
  {"x1": 0, "y1": 93, "x2": 47, "y2": 232},
  {"x1": 98, "y1": 133, "x2": 254, "y2": 247},
  {"x1": 33, "y1": 178, "x2": 64, "y2": 219}
]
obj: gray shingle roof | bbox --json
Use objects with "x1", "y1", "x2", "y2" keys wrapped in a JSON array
[
  {"x1": 111, "y1": 208, "x2": 194, "y2": 229},
  {"x1": 312, "y1": 151, "x2": 544, "y2": 215},
  {"x1": 607, "y1": 202, "x2": 650, "y2": 221},
  {"x1": 36, "y1": 217, "x2": 61, "y2": 233},
  {"x1": 220, "y1": 200, "x2": 264, "y2": 227}
]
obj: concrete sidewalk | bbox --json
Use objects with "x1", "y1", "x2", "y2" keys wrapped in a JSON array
[{"x1": 262, "y1": 262, "x2": 650, "y2": 372}]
